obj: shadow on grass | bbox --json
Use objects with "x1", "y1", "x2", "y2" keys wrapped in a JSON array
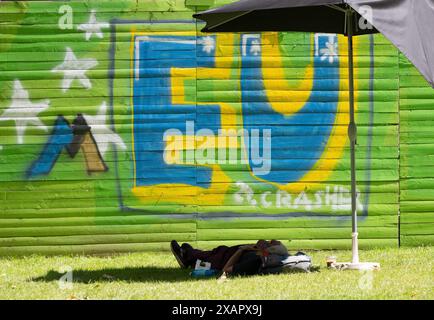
[
  {"x1": 31, "y1": 267, "x2": 193, "y2": 284},
  {"x1": 31, "y1": 266, "x2": 320, "y2": 284}
]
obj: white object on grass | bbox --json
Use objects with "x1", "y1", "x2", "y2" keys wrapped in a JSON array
[
  {"x1": 195, "y1": 260, "x2": 211, "y2": 271},
  {"x1": 329, "y1": 232, "x2": 381, "y2": 271}
]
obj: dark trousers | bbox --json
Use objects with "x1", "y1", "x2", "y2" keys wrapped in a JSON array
[{"x1": 183, "y1": 245, "x2": 242, "y2": 270}]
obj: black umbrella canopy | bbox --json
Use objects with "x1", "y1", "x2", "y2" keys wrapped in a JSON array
[
  {"x1": 194, "y1": 0, "x2": 434, "y2": 87},
  {"x1": 194, "y1": 0, "x2": 378, "y2": 35}
]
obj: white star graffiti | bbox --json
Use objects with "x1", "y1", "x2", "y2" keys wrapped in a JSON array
[
  {"x1": 0, "y1": 80, "x2": 49, "y2": 144},
  {"x1": 319, "y1": 35, "x2": 338, "y2": 64},
  {"x1": 52, "y1": 47, "x2": 98, "y2": 92},
  {"x1": 77, "y1": 10, "x2": 109, "y2": 41},
  {"x1": 250, "y1": 40, "x2": 261, "y2": 56},
  {"x1": 83, "y1": 101, "x2": 126, "y2": 157},
  {"x1": 198, "y1": 36, "x2": 215, "y2": 54}
]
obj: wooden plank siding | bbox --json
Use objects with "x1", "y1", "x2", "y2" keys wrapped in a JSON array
[
  {"x1": 0, "y1": 0, "x2": 430, "y2": 256},
  {"x1": 399, "y1": 53, "x2": 434, "y2": 247}
]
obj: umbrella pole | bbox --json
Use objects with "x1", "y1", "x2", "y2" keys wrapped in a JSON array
[
  {"x1": 347, "y1": 10, "x2": 359, "y2": 265},
  {"x1": 330, "y1": 9, "x2": 380, "y2": 270}
]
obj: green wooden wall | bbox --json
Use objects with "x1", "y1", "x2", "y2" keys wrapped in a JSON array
[
  {"x1": 399, "y1": 54, "x2": 434, "y2": 247},
  {"x1": 0, "y1": 0, "x2": 432, "y2": 255}
]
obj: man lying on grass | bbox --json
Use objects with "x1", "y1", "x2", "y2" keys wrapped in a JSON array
[{"x1": 170, "y1": 240, "x2": 289, "y2": 277}]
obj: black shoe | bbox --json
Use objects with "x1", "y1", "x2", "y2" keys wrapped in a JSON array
[
  {"x1": 181, "y1": 243, "x2": 193, "y2": 251},
  {"x1": 171, "y1": 240, "x2": 186, "y2": 269}
]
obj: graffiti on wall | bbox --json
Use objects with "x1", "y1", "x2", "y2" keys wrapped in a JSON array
[
  {"x1": 0, "y1": 80, "x2": 49, "y2": 145},
  {"x1": 0, "y1": 9, "x2": 367, "y2": 217},
  {"x1": 26, "y1": 114, "x2": 108, "y2": 178},
  {"x1": 114, "y1": 21, "x2": 364, "y2": 215},
  {"x1": 0, "y1": 9, "x2": 126, "y2": 178}
]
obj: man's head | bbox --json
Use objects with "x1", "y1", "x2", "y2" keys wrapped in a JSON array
[
  {"x1": 256, "y1": 239, "x2": 282, "y2": 249},
  {"x1": 255, "y1": 239, "x2": 287, "y2": 256},
  {"x1": 270, "y1": 239, "x2": 282, "y2": 246}
]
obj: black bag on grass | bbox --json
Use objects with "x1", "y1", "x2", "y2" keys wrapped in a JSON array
[
  {"x1": 232, "y1": 251, "x2": 312, "y2": 276},
  {"x1": 260, "y1": 252, "x2": 312, "y2": 274}
]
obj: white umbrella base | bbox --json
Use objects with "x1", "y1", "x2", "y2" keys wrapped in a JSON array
[{"x1": 329, "y1": 262, "x2": 381, "y2": 271}]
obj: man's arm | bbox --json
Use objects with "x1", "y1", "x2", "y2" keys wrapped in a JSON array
[{"x1": 222, "y1": 245, "x2": 258, "y2": 274}]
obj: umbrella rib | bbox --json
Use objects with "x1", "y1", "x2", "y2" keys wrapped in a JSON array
[
  {"x1": 325, "y1": 4, "x2": 347, "y2": 13},
  {"x1": 207, "y1": 10, "x2": 254, "y2": 31}
]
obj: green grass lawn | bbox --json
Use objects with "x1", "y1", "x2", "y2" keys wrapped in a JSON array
[{"x1": 0, "y1": 247, "x2": 432, "y2": 300}]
